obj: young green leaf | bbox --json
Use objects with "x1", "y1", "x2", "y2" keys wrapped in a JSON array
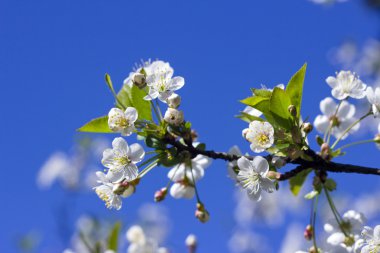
[
  {"x1": 130, "y1": 85, "x2": 152, "y2": 121},
  {"x1": 117, "y1": 84, "x2": 152, "y2": 121},
  {"x1": 286, "y1": 63, "x2": 307, "y2": 118},
  {"x1": 240, "y1": 96, "x2": 269, "y2": 107},
  {"x1": 251, "y1": 88, "x2": 272, "y2": 98},
  {"x1": 77, "y1": 116, "x2": 113, "y2": 133},
  {"x1": 269, "y1": 87, "x2": 292, "y2": 130},
  {"x1": 107, "y1": 222, "x2": 121, "y2": 251},
  {"x1": 289, "y1": 168, "x2": 312, "y2": 196},
  {"x1": 304, "y1": 190, "x2": 319, "y2": 199}
]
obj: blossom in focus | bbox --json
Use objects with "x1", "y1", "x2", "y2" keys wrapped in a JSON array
[
  {"x1": 164, "y1": 108, "x2": 184, "y2": 126},
  {"x1": 143, "y1": 61, "x2": 185, "y2": 102},
  {"x1": 326, "y1": 71, "x2": 367, "y2": 100},
  {"x1": 324, "y1": 210, "x2": 366, "y2": 252},
  {"x1": 102, "y1": 137, "x2": 145, "y2": 182},
  {"x1": 108, "y1": 107, "x2": 138, "y2": 136},
  {"x1": 167, "y1": 154, "x2": 211, "y2": 199},
  {"x1": 354, "y1": 225, "x2": 380, "y2": 253},
  {"x1": 366, "y1": 87, "x2": 380, "y2": 117},
  {"x1": 243, "y1": 121, "x2": 274, "y2": 153},
  {"x1": 237, "y1": 156, "x2": 275, "y2": 201},
  {"x1": 94, "y1": 171, "x2": 135, "y2": 210},
  {"x1": 314, "y1": 97, "x2": 360, "y2": 140}
]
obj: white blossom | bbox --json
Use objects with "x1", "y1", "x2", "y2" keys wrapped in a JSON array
[
  {"x1": 102, "y1": 138, "x2": 145, "y2": 182},
  {"x1": 314, "y1": 97, "x2": 360, "y2": 140},
  {"x1": 324, "y1": 210, "x2": 366, "y2": 252},
  {"x1": 237, "y1": 156, "x2": 275, "y2": 201},
  {"x1": 185, "y1": 234, "x2": 197, "y2": 248},
  {"x1": 243, "y1": 121, "x2": 274, "y2": 153},
  {"x1": 366, "y1": 87, "x2": 380, "y2": 117},
  {"x1": 108, "y1": 107, "x2": 138, "y2": 136},
  {"x1": 143, "y1": 61, "x2": 185, "y2": 102},
  {"x1": 164, "y1": 108, "x2": 184, "y2": 126},
  {"x1": 94, "y1": 171, "x2": 134, "y2": 210},
  {"x1": 126, "y1": 225, "x2": 167, "y2": 253},
  {"x1": 169, "y1": 182, "x2": 195, "y2": 199},
  {"x1": 167, "y1": 154, "x2": 211, "y2": 199},
  {"x1": 354, "y1": 225, "x2": 380, "y2": 253},
  {"x1": 326, "y1": 71, "x2": 367, "y2": 100}
]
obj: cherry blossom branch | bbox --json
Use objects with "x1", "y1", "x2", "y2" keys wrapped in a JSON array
[{"x1": 162, "y1": 137, "x2": 380, "y2": 180}]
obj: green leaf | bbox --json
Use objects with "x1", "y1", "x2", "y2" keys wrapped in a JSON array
[
  {"x1": 316, "y1": 135, "x2": 324, "y2": 146},
  {"x1": 304, "y1": 190, "x2": 319, "y2": 199},
  {"x1": 324, "y1": 179, "x2": 337, "y2": 191},
  {"x1": 240, "y1": 96, "x2": 269, "y2": 107},
  {"x1": 131, "y1": 85, "x2": 152, "y2": 121},
  {"x1": 117, "y1": 84, "x2": 152, "y2": 121},
  {"x1": 269, "y1": 87, "x2": 292, "y2": 130},
  {"x1": 236, "y1": 112, "x2": 264, "y2": 123},
  {"x1": 289, "y1": 168, "x2": 312, "y2": 196},
  {"x1": 286, "y1": 63, "x2": 307, "y2": 118},
  {"x1": 107, "y1": 222, "x2": 121, "y2": 251},
  {"x1": 77, "y1": 116, "x2": 113, "y2": 133},
  {"x1": 251, "y1": 88, "x2": 272, "y2": 98},
  {"x1": 105, "y1": 73, "x2": 114, "y2": 92}
]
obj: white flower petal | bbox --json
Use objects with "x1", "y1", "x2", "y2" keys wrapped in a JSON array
[
  {"x1": 320, "y1": 97, "x2": 337, "y2": 117},
  {"x1": 252, "y1": 156, "x2": 269, "y2": 176},
  {"x1": 128, "y1": 143, "x2": 145, "y2": 163},
  {"x1": 124, "y1": 107, "x2": 138, "y2": 123},
  {"x1": 169, "y1": 76, "x2": 185, "y2": 91}
]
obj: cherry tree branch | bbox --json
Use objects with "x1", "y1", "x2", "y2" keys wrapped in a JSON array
[{"x1": 163, "y1": 137, "x2": 380, "y2": 180}]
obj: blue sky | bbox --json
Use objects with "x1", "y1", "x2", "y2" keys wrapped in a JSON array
[{"x1": 1, "y1": 0, "x2": 380, "y2": 252}]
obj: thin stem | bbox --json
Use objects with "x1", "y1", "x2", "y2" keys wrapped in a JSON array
[
  {"x1": 324, "y1": 101, "x2": 342, "y2": 144},
  {"x1": 338, "y1": 139, "x2": 377, "y2": 150},
  {"x1": 79, "y1": 231, "x2": 96, "y2": 253},
  {"x1": 312, "y1": 195, "x2": 319, "y2": 251},
  {"x1": 150, "y1": 100, "x2": 161, "y2": 123},
  {"x1": 138, "y1": 155, "x2": 160, "y2": 169},
  {"x1": 189, "y1": 163, "x2": 202, "y2": 203},
  {"x1": 323, "y1": 186, "x2": 348, "y2": 237},
  {"x1": 155, "y1": 99, "x2": 164, "y2": 122},
  {"x1": 331, "y1": 112, "x2": 371, "y2": 149},
  {"x1": 138, "y1": 160, "x2": 159, "y2": 178}
]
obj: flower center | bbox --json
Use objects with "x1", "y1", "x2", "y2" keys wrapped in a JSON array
[
  {"x1": 114, "y1": 156, "x2": 131, "y2": 165},
  {"x1": 329, "y1": 115, "x2": 340, "y2": 127},
  {"x1": 117, "y1": 117, "x2": 130, "y2": 128},
  {"x1": 255, "y1": 133, "x2": 269, "y2": 146},
  {"x1": 95, "y1": 188, "x2": 111, "y2": 208},
  {"x1": 344, "y1": 235, "x2": 355, "y2": 247}
]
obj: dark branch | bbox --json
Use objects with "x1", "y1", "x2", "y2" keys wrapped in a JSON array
[{"x1": 163, "y1": 137, "x2": 380, "y2": 180}]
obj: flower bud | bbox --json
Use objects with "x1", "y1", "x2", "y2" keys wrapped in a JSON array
[
  {"x1": 164, "y1": 108, "x2": 184, "y2": 126},
  {"x1": 308, "y1": 246, "x2": 318, "y2": 253},
  {"x1": 132, "y1": 73, "x2": 146, "y2": 89},
  {"x1": 267, "y1": 171, "x2": 281, "y2": 180},
  {"x1": 195, "y1": 203, "x2": 210, "y2": 223},
  {"x1": 375, "y1": 134, "x2": 380, "y2": 144},
  {"x1": 167, "y1": 94, "x2": 181, "y2": 108},
  {"x1": 302, "y1": 122, "x2": 313, "y2": 134},
  {"x1": 271, "y1": 156, "x2": 286, "y2": 168},
  {"x1": 185, "y1": 234, "x2": 197, "y2": 253},
  {"x1": 154, "y1": 187, "x2": 168, "y2": 202},
  {"x1": 191, "y1": 130, "x2": 198, "y2": 142},
  {"x1": 304, "y1": 225, "x2": 313, "y2": 241},
  {"x1": 112, "y1": 182, "x2": 135, "y2": 198},
  {"x1": 288, "y1": 105, "x2": 297, "y2": 117}
]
